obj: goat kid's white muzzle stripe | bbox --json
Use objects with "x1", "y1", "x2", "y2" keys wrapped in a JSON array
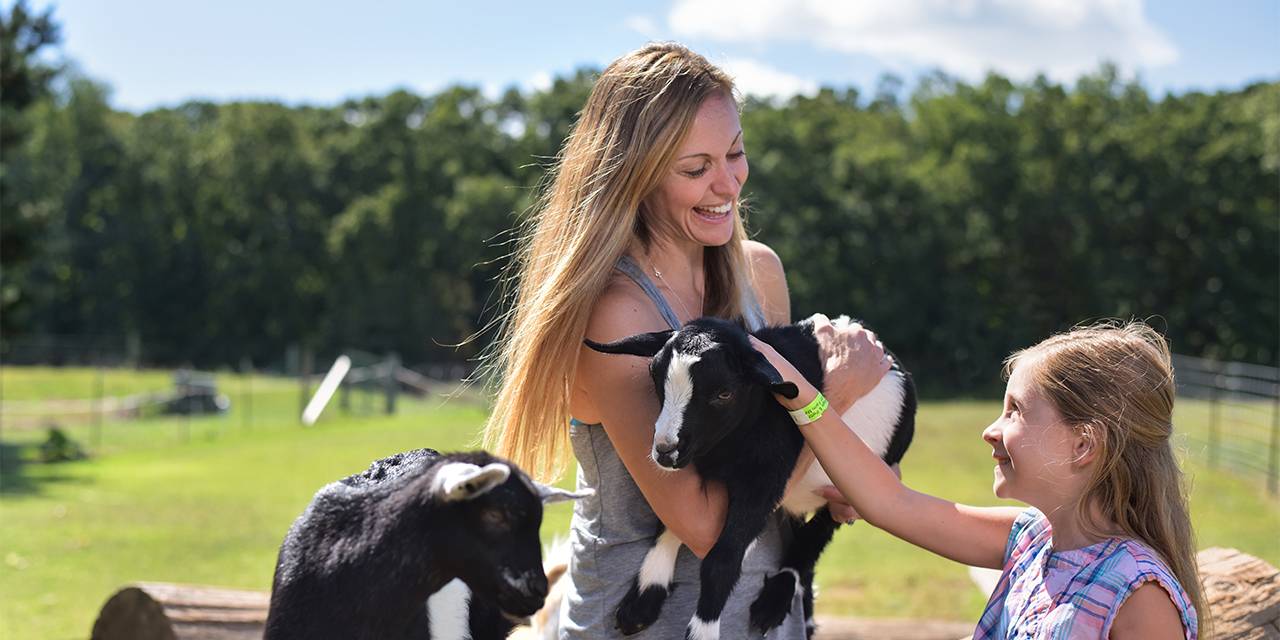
[{"x1": 653, "y1": 351, "x2": 699, "y2": 465}]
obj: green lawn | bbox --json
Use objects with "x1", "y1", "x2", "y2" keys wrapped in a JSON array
[{"x1": 1, "y1": 367, "x2": 1277, "y2": 640}]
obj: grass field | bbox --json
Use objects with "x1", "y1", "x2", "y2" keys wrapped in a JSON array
[{"x1": 2, "y1": 366, "x2": 1277, "y2": 640}]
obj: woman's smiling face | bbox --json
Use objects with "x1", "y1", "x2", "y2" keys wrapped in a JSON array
[{"x1": 644, "y1": 92, "x2": 748, "y2": 249}]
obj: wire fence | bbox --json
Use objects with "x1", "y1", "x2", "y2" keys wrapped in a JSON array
[
  {"x1": 0, "y1": 348, "x2": 479, "y2": 456},
  {"x1": 1172, "y1": 354, "x2": 1280, "y2": 496}
]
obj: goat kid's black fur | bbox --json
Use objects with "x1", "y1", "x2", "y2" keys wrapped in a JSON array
[
  {"x1": 586, "y1": 315, "x2": 915, "y2": 640},
  {"x1": 264, "y1": 448, "x2": 588, "y2": 640}
]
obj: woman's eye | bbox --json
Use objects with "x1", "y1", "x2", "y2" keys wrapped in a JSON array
[
  {"x1": 685, "y1": 166, "x2": 709, "y2": 178},
  {"x1": 728, "y1": 150, "x2": 746, "y2": 160}
]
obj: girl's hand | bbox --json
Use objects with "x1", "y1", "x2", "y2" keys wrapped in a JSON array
[
  {"x1": 811, "y1": 314, "x2": 891, "y2": 414},
  {"x1": 749, "y1": 336, "x2": 818, "y2": 411}
]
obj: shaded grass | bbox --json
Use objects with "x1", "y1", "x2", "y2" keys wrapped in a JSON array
[{"x1": 1, "y1": 367, "x2": 1277, "y2": 639}]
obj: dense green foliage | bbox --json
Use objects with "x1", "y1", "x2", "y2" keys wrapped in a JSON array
[{"x1": 2, "y1": 14, "x2": 1275, "y2": 393}]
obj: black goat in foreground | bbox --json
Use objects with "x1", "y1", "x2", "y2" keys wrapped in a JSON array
[
  {"x1": 264, "y1": 448, "x2": 590, "y2": 640},
  {"x1": 586, "y1": 315, "x2": 915, "y2": 640}
]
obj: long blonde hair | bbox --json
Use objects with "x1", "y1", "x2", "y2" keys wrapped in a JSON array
[
  {"x1": 1007, "y1": 320, "x2": 1208, "y2": 638},
  {"x1": 481, "y1": 43, "x2": 755, "y2": 482}
]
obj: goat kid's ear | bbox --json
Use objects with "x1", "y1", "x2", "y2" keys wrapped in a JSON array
[
  {"x1": 749, "y1": 352, "x2": 801, "y2": 400},
  {"x1": 583, "y1": 331, "x2": 674, "y2": 358},
  {"x1": 534, "y1": 483, "x2": 595, "y2": 506},
  {"x1": 433, "y1": 462, "x2": 512, "y2": 502}
]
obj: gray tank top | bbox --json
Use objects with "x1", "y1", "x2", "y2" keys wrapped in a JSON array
[{"x1": 561, "y1": 255, "x2": 804, "y2": 639}]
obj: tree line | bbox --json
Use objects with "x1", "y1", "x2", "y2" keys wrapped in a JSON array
[{"x1": 3, "y1": 6, "x2": 1276, "y2": 394}]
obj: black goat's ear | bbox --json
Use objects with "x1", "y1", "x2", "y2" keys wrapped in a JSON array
[
  {"x1": 432, "y1": 462, "x2": 511, "y2": 502},
  {"x1": 584, "y1": 330, "x2": 674, "y2": 358},
  {"x1": 748, "y1": 351, "x2": 801, "y2": 400}
]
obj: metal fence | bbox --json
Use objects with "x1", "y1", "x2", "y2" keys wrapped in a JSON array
[{"x1": 1172, "y1": 354, "x2": 1280, "y2": 496}]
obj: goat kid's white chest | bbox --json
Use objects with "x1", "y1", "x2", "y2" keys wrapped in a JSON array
[
  {"x1": 652, "y1": 351, "x2": 701, "y2": 468},
  {"x1": 782, "y1": 369, "x2": 909, "y2": 515}
]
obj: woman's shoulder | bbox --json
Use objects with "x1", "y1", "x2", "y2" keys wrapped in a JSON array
[
  {"x1": 585, "y1": 270, "x2": 673, "y2": 343},
  {"x1": 742, "y1": 240, "x2": 783, "y2": 274}
]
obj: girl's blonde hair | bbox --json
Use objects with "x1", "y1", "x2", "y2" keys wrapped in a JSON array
[
  {"x1": 481, "y1": 43, "x2": 755, "y2": 482},
  {"x1": 1007, "y1": 320, "x2": 1207, "y2": 638}
]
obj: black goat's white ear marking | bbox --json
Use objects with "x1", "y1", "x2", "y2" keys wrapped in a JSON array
[
  {"x1": 433, "y1": 462, "x2": 511, "y2": 502},
  {"x1": 534, "y1": 483, "x2": 594, "y2": 505},
  {"x1": 584, "y1": 331, "x2": 674, "y2": 358}
]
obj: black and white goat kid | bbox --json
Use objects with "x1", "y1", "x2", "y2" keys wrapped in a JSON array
[
  {"x1": 586, "y1": 315, "x2": 915, "y2": 640},
  {"x1": 264, "y1": 448, "x2": 590, "y2": 640}
]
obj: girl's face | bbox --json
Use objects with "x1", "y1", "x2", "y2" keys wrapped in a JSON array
[
  {"x1": 982, "y1": 362, "x2": 1088, "y2": 510},
  {"x1": 644, "y1": 93, "x2": 749, "y2": 249}
]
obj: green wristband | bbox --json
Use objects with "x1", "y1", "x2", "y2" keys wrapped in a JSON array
[{"x1": 788, "y1": 391, "x2": 828, "y2": 425}]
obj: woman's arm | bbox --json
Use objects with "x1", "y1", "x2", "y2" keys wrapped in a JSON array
[
  {"x1": 572, "y1": 280, "x2": 728, "y2": 557},
  {"x1": 752, "y1": 337, "x2": 1021, "y2": 569}
]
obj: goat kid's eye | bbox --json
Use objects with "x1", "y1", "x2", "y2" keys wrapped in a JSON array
[{"x1": 481, "y1": 508, "x2": 511, "y2": 531}]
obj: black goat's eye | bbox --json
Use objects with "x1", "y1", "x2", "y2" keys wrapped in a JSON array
[
  {"x1": 481, "y1": 508, "x2": 511, "y2": 531},
  {"x1": 716, "y1": 390, "x2": 733, "y2": 401}
]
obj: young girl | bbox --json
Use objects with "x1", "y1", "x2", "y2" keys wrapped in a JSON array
[{"x1": 752, "y1": 321, "x2": 1205, "y2": 639}]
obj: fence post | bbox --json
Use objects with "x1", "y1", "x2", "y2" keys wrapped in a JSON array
[
  {"x1": 240, "y1": 356, "x2": 253, "y2": 433},
  {"x1": 385, "y1": 352, "x2": 400, "y2": 415},
  {"x1": 1269, "y1": 380, "x2": 1279, "y2": 496},
  {"x1": 299, "y1": 348, "x2": 314, "y2": 419},
  {"x1": 93, "y1": 366, "x2": 105, "y2": 449},
  {"x1": 1207, "y1": 361, "x2": 1221, "y2": 470}
]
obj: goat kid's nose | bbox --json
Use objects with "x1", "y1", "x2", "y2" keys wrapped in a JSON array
[{"x1": 654, "y1": 441, "x2": 677, "y2": 455}]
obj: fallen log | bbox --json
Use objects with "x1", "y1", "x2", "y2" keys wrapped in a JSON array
[
  {"x1": 90, "y1": 547, "x2": 1280, "y2": 640},
  {"x1": 91, "y1": 582, "x2": 269, "y2": 640},
  {"x1": 1199, "y1": 547, "x2": 1280, "y2": 640}
]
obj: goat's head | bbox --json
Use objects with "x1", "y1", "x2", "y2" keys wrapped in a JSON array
[
  {"x1": 425, "y1": 452, "x2": 591, "y2": 618},
  {"x1": 585, "y1": 317, "x2": 796, "y2": 470}
]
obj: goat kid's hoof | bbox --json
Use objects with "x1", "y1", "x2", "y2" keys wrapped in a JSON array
[
  {"x1": 614, "y1": 583, "x2": 670, "y2": 636},
  {"x1": 749, "y1": 570, "x2": 798, "y2": 634}
]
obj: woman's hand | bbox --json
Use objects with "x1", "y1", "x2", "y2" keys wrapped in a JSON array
[
  {"x1": 811, "y1": 314, "x2": 891, "y2": 414},
  {"x1": 816, "y1": 463, "x2": 902, "y2": 523}
]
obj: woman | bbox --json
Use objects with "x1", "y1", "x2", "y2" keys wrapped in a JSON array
[{"x1": 481, "y1": 43, "x2": 887, "y2": 639}]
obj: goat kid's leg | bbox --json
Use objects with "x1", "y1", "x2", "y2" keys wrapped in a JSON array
[
  {"x1": 750, "y1": 507, "x2": 841, "y2": 638},
  {"x1": 685, "y1": 504, "x2": 774, "y2": 640},
  {"x1": 615, "y1": 527, "x2": 681, "y2": 636}
]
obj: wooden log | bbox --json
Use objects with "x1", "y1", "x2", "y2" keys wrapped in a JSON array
[
  {"x1": 1199, "y1": 547, "x2": 1280, "y2": 640},
  {"x1": 89, "y1": 547, "x2": 1280, "y2": 640},
  {"x1": 91, "y1": 582, "x2": 269, "y2": 640}
]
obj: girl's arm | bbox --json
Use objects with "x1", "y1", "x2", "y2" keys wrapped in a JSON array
[
  {"x1": 752, "y1": 337, "x2": 1022, "y2": 569},
  {"x1": 744, "y1": 241, "x2": 889, "y2": 522},
  {"x1": 1108, "y1": 582, "x2": 1187, "y2": 640}
]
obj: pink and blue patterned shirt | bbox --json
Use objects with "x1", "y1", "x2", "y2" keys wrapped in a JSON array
[{"x1": 973, "y1": 508, "x2": 1197, "y2": 640}]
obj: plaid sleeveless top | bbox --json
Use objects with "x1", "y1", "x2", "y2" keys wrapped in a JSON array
[{"x1": 973, "y1": 508, "x2": 1197, "y2": 640}]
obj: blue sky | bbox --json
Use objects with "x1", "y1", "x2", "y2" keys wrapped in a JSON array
[{"x1": 23, "y1": 0, "x2": 1280, "y2": 113}]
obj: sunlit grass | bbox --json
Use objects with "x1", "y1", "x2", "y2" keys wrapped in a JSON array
[{"x1": 1, "y1": 367, "x2": 1276, "y2": 639}]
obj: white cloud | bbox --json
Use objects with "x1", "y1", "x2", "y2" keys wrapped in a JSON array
[
  {"x1": 668, "y1": 0, "x2": 1179, "y2": 82},
  {"x1": 718, "y1": 57, "x2": 820, "y2": 100},
  {"x1": 626, "y1": 14, "x2": 661, "y2": 38}
]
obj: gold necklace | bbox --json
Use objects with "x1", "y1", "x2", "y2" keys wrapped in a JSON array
[{"x1": 645, "y1": 253, "x2": 703, "y2": 320}]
